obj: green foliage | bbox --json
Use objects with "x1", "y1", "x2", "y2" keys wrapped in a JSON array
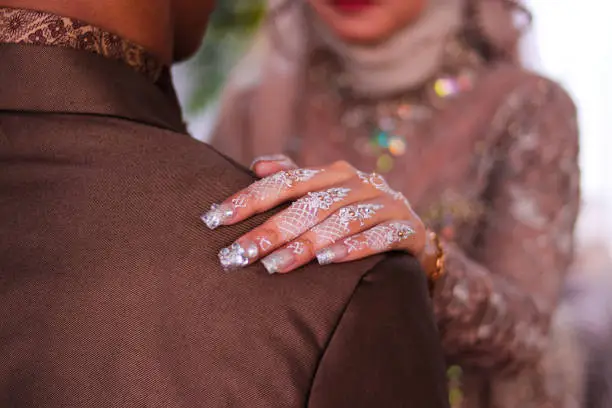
[{"x1": 185, "y1": 0, "x2": 265, "y2": 114}]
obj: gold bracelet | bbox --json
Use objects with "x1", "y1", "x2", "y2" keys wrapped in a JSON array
[{"x1": 428, "y1": 231, "x2": 446, "y2": 285}]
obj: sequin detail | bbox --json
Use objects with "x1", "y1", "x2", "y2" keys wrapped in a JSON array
[
  {"x1": 306, "y1": 39, "x2": 480, "y2": 173},
  {"x1": 218, "y1": 241, "x2": 258, "y2": 271}
]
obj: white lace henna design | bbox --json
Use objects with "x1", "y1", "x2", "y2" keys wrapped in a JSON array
[
  {"x1": 276, "y1": 187, "x2": 351, "y2": 240},
  {"x1": 287, "y1": 241, "x2": 305, "y2": 255},
  {"x1": 357, "y1": 171, "x2": 410, "y2": 208},
  {"x1": 344, "y1": 237, "x2": 362, "y2": 253},
  {"x1": 232, "y1": 169, "x2": 323, "y2": 208},
  {"x1": 232, "y1": 194, "x2": 249, "y2": 209},
  {"x1": 345, "y1": 222, "x2": 416, "y2": 253},
  {"x1": 311, "y1": 203, "x2": 384, "y2": 245},
  {"x1": 256, "y1": 236, "x2": 273, "y2": 251}
]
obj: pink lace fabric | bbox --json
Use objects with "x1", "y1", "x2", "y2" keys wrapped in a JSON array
[{"x1": 433, "y1": 80, "x2": 580, "y2": 372}]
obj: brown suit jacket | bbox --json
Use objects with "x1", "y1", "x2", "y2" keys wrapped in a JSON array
[{"x1": 0, "y1": 43, "x2": 448, "y2": 408}]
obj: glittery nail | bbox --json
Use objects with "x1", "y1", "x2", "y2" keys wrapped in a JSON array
[
  {"x1": 218, "y1": 240, "x2": 259, "y2": 271},
  {"x1": 316, "y1": 245, "x2": 348, "y2": 265},
  {"x1": 201, "y1": 203, "x2": 234, "y2": 230},
  {"x1": 261, "y1": 249, "x2": 295, "y2": 274}
]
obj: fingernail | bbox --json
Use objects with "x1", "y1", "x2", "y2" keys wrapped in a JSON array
[
  {"x1": 250, "y1": 154, "x2": 295, "y2": 170},
  {"x1": 218, "y1": 240, "x2": 259, "y2": 271},
  {"x1": 261, "y1": 249, "x2": 295, "y2": 274},
  {"x1": 201, "y1": 203, "x2": 234, "y2": 230},
  {"x1": 316, "y1": 245, "x2": 348, "y2": 265}
]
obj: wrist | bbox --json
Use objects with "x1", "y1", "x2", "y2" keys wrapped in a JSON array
[{"x1": 418, "y1": 231, "x2": 446, "y2": 287}]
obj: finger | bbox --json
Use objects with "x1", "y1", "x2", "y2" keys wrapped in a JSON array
[
  {"x1": 217, "y1": 180, "x2": 384, "y2": 271},
  {"x1": 250, "y1": 154, "x2": 298, "y2": 177},
  {"x1": 356, "y1": 171, "x2": 411, "y2": 210},
  {"x1": 201, "y1": 161, "x2": 358, "y2": 229},
  {"x1": 260, "y1": 200, "x2": 398, "y2": 274},
  {"x1": 314, "y1": 220, "x2": 423, "y2": 266}
]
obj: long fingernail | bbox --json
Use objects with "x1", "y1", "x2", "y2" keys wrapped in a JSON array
[
  {"x1": 201, "y1": 203, "x2": 234, "y2": 230},
  {"x1": 218, "y1": 240, "x2": 259, "y2": 271},
  {"x1": 261, "y1": 249, "x2": 295, "y2": 274},
  {"x1": 316, "y1": 245, "x2": 348, "y2": 265}
]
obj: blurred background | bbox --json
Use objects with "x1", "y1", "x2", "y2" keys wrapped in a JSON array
[
  {"x1": 522, "y1": 1, "x2": 612, "y2": 262},
  {"x1": 172, "y1": 0, "x2": 264, "y2": 143}
]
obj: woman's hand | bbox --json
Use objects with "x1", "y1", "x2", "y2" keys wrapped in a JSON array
[{"x1": 202, "y1": 155, "x2": 427, "y2": 274}]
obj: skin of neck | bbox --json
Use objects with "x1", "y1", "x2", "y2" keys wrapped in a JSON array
[{"x1": 1, "y1": 0, "x2": 175, "y2": 63}]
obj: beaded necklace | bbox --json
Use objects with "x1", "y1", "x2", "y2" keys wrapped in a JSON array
[{"x1": 303, "y1": 39, "x2": 483, "y2": 173}]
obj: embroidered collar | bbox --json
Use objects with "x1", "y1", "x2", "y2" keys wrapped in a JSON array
[{"x1": 0, "y1": 7, "x2": 163, "y2": 82}]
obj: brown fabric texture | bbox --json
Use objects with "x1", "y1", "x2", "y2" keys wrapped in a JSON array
[
  {"x1": 0, "y1": 41, "x2": 449, "y2": 407},
  {"x1": 0, "y1": 7, "x2": 163, "y2": 81},
  {"x1": 211, "y1": 61, "x2": 580, "y2": 407}
]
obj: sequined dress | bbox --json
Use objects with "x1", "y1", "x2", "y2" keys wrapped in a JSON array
[{"x1": 211, "y1": 45, "x2": 580, "y2": 408}]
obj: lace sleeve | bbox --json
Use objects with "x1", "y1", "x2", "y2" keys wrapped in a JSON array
[{"x1": 433, "y1": 80, "x2": 580, "y2": 371}]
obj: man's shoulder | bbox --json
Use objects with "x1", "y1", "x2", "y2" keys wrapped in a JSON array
[
  {"x1": 2, "y1": 112, "x2": 433, "y2": 406},
  {"x1": 3, "y1": 111, "x2": 250, "y2": 188}
]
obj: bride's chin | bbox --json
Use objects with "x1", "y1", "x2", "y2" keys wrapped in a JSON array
[
  {"x1": 322, "y1": 19, "x2": 403, "y2": 46},
  {"x1": 309, "y1": 5, "x2": 406, "y2": 45}
]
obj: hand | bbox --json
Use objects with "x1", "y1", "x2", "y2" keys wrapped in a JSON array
[{"x1": 202, "y1": 155, "x2": 427, "y2": 274}]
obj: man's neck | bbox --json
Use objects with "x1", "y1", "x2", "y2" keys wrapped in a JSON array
[{"x1": 0, "y1": 0, "x2": 174, "y2": 63}]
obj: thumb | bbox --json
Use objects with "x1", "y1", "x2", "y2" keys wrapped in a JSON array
[{"x1": 250, "y1": 154, "x2": 299, "y2": 178}]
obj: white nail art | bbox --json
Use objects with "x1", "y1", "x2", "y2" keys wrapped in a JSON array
[
  {"x1": 201, "y1": 203, "x2": 234, "y2": 230},
  {"x1": 316, "y1": 245, "x2": 348, "y2": 265},
  {"x1": 218, "y1": 241, "x2": 259, "y2": 270},
  {"x1": 276, "y1": 187, "x2": 351, "y2": 240},
  {"x1": 345, "y1": 222, "x2": 416, "y2": 253},
  {"x1": 312, "y1": 203, "x2": 384, "y2": 245},
  {"x1": 261, "y1": 249, "x2": 295, "y2": 274},
  {"x1": 316, "y1": 247, "x2": 336, "y2": 265},
  {"x1": 357, "y1": 171, "x2": 410, "y2": 208}
]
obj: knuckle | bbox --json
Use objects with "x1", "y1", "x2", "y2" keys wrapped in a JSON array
[
  {"x1": 297, "y1": 238, "x2": 316, "y2": 257},
  {"x1": 255, "y1": 225, "x2": 281, "y2": 245}
]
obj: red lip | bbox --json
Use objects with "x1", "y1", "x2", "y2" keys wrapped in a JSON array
[{"x1": 329, "y1": 0, "x2": 374, "y2": 13}]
